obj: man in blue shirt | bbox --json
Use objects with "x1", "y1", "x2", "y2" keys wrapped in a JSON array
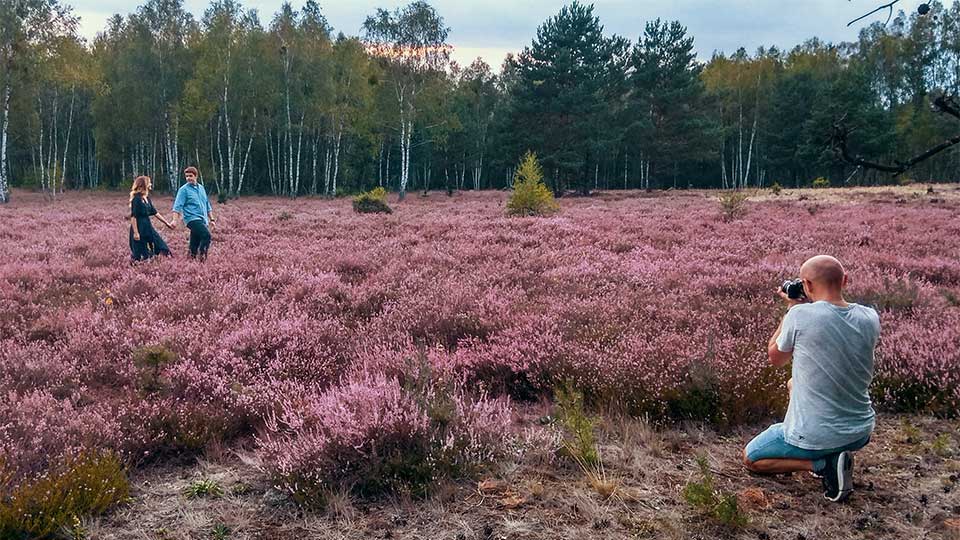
[
  {"x1": 172, "y1": 166, "x2": 216, "y2": 260},
  {"x1": 742, "y1": 255, "x2": 880, "y2": 503}
]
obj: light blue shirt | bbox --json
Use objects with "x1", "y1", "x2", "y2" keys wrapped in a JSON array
[
  {"x1": 173, "y1": 182, "x2": 212, "y2": 225},
  {"x1": 777, "y1": 301, "x2": 880, "y2": 450}
]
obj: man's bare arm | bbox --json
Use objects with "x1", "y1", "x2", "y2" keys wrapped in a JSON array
[{"x1": 768, "y1": 316, "x2": 792, "y2": 368}]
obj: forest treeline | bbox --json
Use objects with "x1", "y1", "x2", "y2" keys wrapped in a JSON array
[{"x1": 1, "y1": 0, "x2": 959, "y2": 202}]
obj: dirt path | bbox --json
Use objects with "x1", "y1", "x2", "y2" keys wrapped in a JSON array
[{"x1": 91, "y1": 412, "x2": 960, "y2": 540}]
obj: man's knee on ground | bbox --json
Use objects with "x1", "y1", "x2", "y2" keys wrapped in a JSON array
[{"x1": 741, "y1": 448, "x2": 758, "y2": 471}]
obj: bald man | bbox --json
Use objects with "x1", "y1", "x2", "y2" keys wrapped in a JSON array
[{"x1": 742, "y1": 255, "x2": 880, "y2": 503}]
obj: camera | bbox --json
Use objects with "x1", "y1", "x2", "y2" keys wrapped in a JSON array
[{"x1": 781, "y1": 278, "x2": 806, "y2": 300}]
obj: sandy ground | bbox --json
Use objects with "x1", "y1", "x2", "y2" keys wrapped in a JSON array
[{"x1": 90, "y1": 410, "x2": 960, "y2": 540}]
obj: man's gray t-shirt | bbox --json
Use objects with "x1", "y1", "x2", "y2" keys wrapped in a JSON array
[{"x1": 777, "y1": 301, "x2": 880, "y2": 450}]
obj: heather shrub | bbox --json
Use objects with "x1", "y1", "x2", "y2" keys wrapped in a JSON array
[
  {"x1": 812, "y1": 176, "x2": 830, "y2": 188},
  {"x1": 2, "y1": 188, "x2": 959, "y2": 500},
  {"x1": 717, "y1": 191, "x2": 748, "y2": 221},
  {"x1": 506, "y1": 152, "x2": 558, "y2": 217},
  {"x1": 0, "y1": 452, "x2": 129, "y2": 540},
  {"x1": 850, "y1": 278, "x2": 921, "y2": 312},
  {"x1": 352, "y1": 187, "x2": 392, "y2": 214},
  {"x1": 665, "y1": 361, "x2": 722, "y2": 424},
  {"x1": 257, "y1": 371, "x2": 511, "y2": 505}
]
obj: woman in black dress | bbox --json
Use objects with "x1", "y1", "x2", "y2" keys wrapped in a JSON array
[{"x1": 129, "y1": 175, "x2": 174, "y2": 261}]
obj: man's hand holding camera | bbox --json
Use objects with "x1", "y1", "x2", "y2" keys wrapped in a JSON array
[{"x1": 779, "y1": 278, "x2": 809, "y2": 308}]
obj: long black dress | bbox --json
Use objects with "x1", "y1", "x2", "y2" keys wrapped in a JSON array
[{"x1": 129, "y1": 194, "x2": 171, "y2": 261}]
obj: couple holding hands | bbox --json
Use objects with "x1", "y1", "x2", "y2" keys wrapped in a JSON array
[{"x1": 129, "y1": 166, "x2": 216, "y2": 261}]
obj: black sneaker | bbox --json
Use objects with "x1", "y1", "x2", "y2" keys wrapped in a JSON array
[{"x1": 821, "y1": 451, "x2": 854, "y2": 502}]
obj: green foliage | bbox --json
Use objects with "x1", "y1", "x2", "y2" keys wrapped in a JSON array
[
  {"x1": 683, "y1": 455, "x2": 748, "y2": 529},
  {"x1": 210, "y1": 523, "x2": 231, "y2": 540},
  {"x1": 506, "y1": 2, "x2": 629, "y2": 194},
  {"x1": 352, "y1": 187, "x2": 392, "y2": 214},
  {"x1": 812, "y1": 176, "x2": 831, "y2": 188},
  {"x1": 629, "y1": 18, "x2": 711, "y2": 185},
  {"x1": 554, "y1": 383, "x2": 599, "y2": 467},
  {"x1": 132, "y1": 344, "x2": 177, "y2": 394},
  {"x1": 717, "y1": 191, "x2": 749, "y2": 221},
  {"x1": 932, "y1": 434, "x2": 954, "y2": 457},
  {"x1": 0, "y1": 452, "x2": 129, "y2": 540},
  {"x1": 770, "y1": 182, "x2": 782, "y2": 195},
  {"x1": 507, "y1": 152, "x2": 559, "y2": 217},
  {"x1": 184, "y1": 478, "x2": 223, "y2": 499}
]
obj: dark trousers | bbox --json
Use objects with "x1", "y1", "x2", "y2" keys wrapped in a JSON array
[{"x1": 187, "y1": 220, "x2": 212, "y2": 259}]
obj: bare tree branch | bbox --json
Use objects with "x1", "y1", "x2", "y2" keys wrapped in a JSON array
[
  {"x1": 832, "y1": 95, "x2": 960, "y2": 176},
  {"x1": 847, "y1": 0, "x2": 902, "y2": 27}
]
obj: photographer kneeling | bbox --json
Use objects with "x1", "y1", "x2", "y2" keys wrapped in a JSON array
[{"x1": 742, "y1": 255, "x2": 880, "y2": 502}]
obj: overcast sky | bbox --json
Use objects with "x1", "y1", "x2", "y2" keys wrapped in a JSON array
[{"x1": 72, "y1": 0, "x2": 938, "y2": 68}]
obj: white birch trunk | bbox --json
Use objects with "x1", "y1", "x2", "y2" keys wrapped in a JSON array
[
  {"x1": 331, "y1": 118, "x2": 343, "y2": 197},
  {"x1": 60, "y1": 87, "x2": 75, "y2": 192},
  {"x1": 0, "y1": 84, "x2": 9, "y2": 203}
]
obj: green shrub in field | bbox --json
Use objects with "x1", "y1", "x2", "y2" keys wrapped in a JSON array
[
  {"x1": 507, "y1": 152, "x2": 559, "y2": 217},
  {"x1": 184, "y1": 478, "x2": 224, "y2": 499},
  {"x1": 0, "y1": 452, "x2": 129, "y2": 539},
  {"x1": 812, "y1": 176, "x2": 830, "y2": 188},
  {"x1": 352, "y1": 187, "x2": 392, "y2": 214},
  {"x1": 133, "y1": 344, "x2": 177, "y2": 394},
  {"x1": 770, "y1": 182, "x2": 782, "y2": 195},
  {"x1": 554, "y1": 383, "x2": 599, "y2": 467},
  {"x1": 717, "y1": 191, "x2": 749, "y2": 221},
  {"x1": 683, "y1": 455, "x2": 748, "y2": 529}
]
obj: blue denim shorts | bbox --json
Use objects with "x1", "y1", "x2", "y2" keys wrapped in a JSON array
[{"x1": 746, "y1": 423, "x2": 870, "y2": 464}]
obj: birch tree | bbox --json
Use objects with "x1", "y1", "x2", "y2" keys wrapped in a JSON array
[
  {"x1": 363, "y1": 1, "x2": 450, "y2": 200},
  {"x1": 0, "y1": 0, "x2": 77, "y2": 203}
]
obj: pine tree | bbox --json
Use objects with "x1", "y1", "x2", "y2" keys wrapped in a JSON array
[{"x1": 507, "y1": 2, "x2": 629, "y2": 195}]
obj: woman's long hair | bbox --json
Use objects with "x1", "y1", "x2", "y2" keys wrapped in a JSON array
[{"x1": 129, "y1": 176, "x2": 151, "y2": 208}]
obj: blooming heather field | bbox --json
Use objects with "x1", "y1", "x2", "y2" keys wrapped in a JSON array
[{"x1": 1, "y1": 187, "x2": 959, "y2": 530}]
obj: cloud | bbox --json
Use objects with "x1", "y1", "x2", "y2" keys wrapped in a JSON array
[{"x1": 72, "y1": 0, "x2": 937, "y2": 62}]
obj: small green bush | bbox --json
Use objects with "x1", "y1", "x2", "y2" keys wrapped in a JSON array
[
  {"x1": 812, "y1": 176, "x2": 830, "y2": 188},
  {"x1": 133, "y1": 344, "x2": 177, "y2": 394},
  {"x1": 184, "y1": 478, "x2": 223, "y2": 499},
  {"x1": 554, "y1": 383, "x2": 599, "y2": 467},
  {"x1": 352, "y1": 187, "x2": 392, "y2": 214},
  {"x1": 210, "y1": 523, "x2": 231, "y2": 540},
  {"x1": 932, "y1": 434, "x2": 954, "y2": 457},
  {"x1": 717, "y1": 191, "x2": 749, "y2": 222},
  {"x1": 770, "y1": 182, "x2": 782, "y2": 195},
  {"x1": 0, "y1": 452, "x2": 129, "y2": 539},
  {"x1": 506, "y1": 152, "x2": 559, "y2": 217},
  {"x1": 683, "y1": 455, "x2": 748, "y2": 529}
]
